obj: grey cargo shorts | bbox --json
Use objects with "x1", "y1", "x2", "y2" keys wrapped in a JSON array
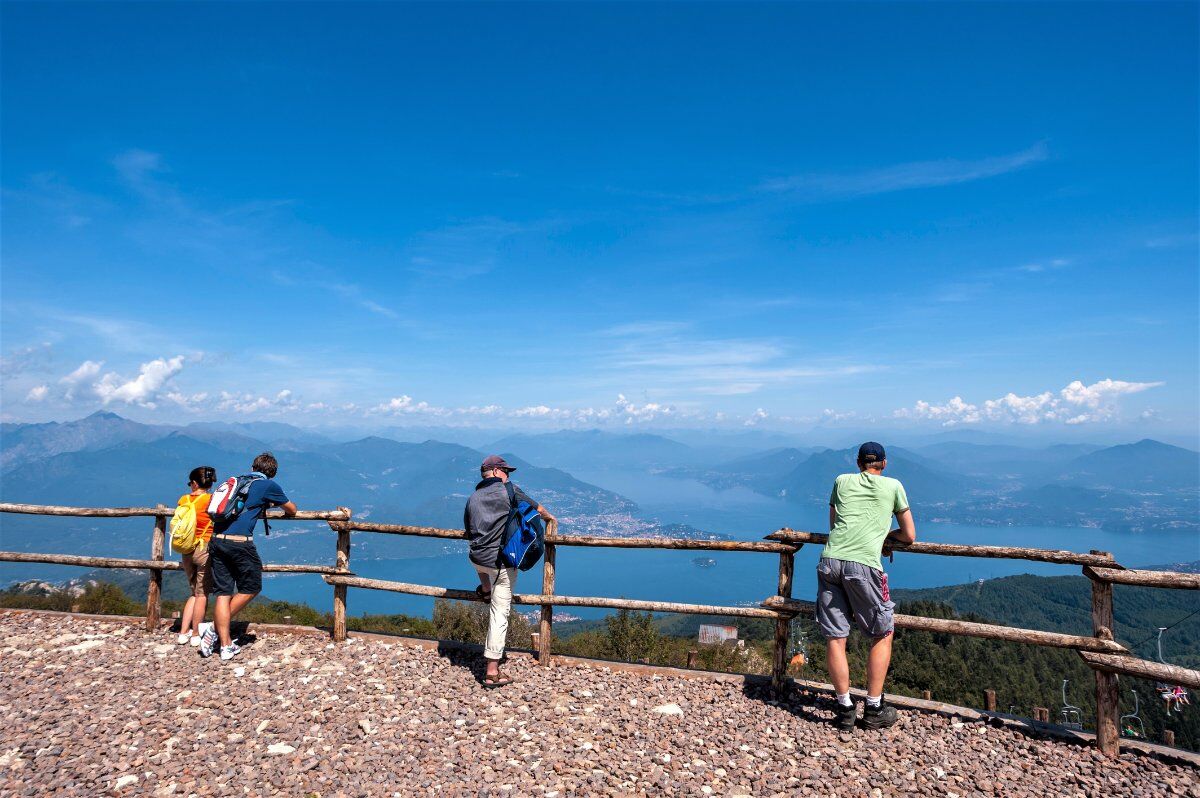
[{"x1": 816, "y1": 557, "x2": 895, "y2": 639}]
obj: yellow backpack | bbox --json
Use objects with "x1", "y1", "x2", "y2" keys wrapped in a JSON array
[{"x1": 169, "y1": 494, "x2": 206, "y2": 555}]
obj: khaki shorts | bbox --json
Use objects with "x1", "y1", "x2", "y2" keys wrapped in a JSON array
[{"x1": 182, "y1": 545, "x2": 213, "y2": 597}]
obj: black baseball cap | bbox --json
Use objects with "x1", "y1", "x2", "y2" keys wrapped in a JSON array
[
  {"x1": 858, "y1": 442, "x2": 886, "y2": 464},
  {"x1": 480, "y1": 454, "x2": 516, "y2": 473}
]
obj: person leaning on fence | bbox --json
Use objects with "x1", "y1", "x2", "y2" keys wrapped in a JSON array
[
  {"x1": 176, "y1": 466, "x2": 217, "y2": 647},
  {"x1": 817, "y1": 441, "x2": 916, "y2": 731},
  {"x1": 463, "y1": 455, "x2": 556, "y2": 688},
  {"x1": 199, "y1": 452, "x2": 297, "y2": 662}
]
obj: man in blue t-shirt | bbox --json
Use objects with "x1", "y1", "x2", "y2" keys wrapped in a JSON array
[{"x1": 199, "y1": 452, "x2": 297, "y2": 661}]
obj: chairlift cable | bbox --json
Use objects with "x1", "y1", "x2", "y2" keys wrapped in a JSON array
[{"x1": 1126, "y1": 608, "x2": 1200, "y2": 652}]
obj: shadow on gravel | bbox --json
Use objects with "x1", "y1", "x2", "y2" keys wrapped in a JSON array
[
  {"x1": 436, "y1": 642, "x2": 512, "y2": 686},
  {"x1": 167, "y1": 617, "x2": 256, "y2": 644},
  {"x1": 742, "y1": 681, "x2": 834, "y2": 728}
]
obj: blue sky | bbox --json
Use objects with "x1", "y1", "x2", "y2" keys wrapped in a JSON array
[{"x1": 2, "y1": 2, "x2": 1197, "y2": 440}]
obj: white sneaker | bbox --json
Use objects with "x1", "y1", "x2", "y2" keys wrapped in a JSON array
[
  {"x1": 189, "y1": 635, "x2": 202, "y2": 647},
  {"x1": 219, "y1": 642, "x2": 242, "y2": 661},
  {"x1": 199, "y1": 623, "x2": 218, "y2": 658},
  {"x1": 177, "y1": 633, "x2": 192, "y2": 645}
]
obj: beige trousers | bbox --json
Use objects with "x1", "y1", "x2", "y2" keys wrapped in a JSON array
[{"x1": 472, "y1": 562, "x2": 517, "y2": 660}]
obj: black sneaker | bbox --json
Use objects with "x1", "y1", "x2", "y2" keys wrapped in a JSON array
[
  {"x1": 861, "y1": 697, "x2": 899, "y2": 729},
  {"x1": 833, "y1": 699, "x2": 858, "y2": 731}
]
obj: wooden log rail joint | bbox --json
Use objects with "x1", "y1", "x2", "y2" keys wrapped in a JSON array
[{"x1": 5, "y1": 500, "x2": 1198, "y2": 760}]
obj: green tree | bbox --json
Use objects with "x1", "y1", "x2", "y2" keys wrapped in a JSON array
[
  {"x1": 75, "y1": 583, "x2": 139, "y2": 615},
  {"x1": 432, "y1": 599, "x2": 532, "y2": 650},
  {"x1": 604, "y1": 608, "x2": 660, "y2": 662}
]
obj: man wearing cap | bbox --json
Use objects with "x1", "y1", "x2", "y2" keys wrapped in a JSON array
[
  {"x1": 817, "y1": 441, "x2": 916, "y2": 730},
  {"x1": 463, "y1": 455, "x2": 556, "y2": 687}
]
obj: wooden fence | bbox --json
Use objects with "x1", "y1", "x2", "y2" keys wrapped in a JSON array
[{"x1": 1, "y1": 501, "x2": 1197, "y2": 757}]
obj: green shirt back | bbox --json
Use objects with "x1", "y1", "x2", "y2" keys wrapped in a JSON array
[{"x1": 821, "y1": 471, "x2": 910, "y2": 571}]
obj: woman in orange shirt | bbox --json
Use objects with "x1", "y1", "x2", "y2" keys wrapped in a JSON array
[{"x1": 178, "y1": 466, "x2": 217, "y2": 646}]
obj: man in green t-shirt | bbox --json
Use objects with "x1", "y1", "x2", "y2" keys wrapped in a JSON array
[{"x1": 817, "y1": 441, "x2": 916, "y2": 731}]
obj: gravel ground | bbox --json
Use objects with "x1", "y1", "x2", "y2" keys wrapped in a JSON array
[{"x1": 1, "y1": 613, "x2": 1196, "y2": 797}]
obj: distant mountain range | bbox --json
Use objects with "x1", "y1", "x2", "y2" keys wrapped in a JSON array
[
  {"x1": 660, "y1": 437, "x2": 1198, "y2": 533},
  {"x1": 2, "y1": 414, "x2": 1196, "y2": 562}
]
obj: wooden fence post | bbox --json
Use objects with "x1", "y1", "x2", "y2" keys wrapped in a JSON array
[
  {"x1": 984, "y1": 689, "x2": 997, "y2": 712},
  {"x1": 331, "y1": 509, "x2": 352, "y2": 642},
  {"x1": 145, "y1": 510, "x2": 166, "y2": 633},
  {"x1": 1164, "y1": 730, "x2": 1175, "y2": 747},
  {"x1": 922, "y1": 690, "x2": 932, "y2": 701},
  {"x1": 771, "y1": 544, "x2": 798, "y2": 692},
  {"x1": 538, "y1": 520, "x2": 557, "y2": 666},
  {"x1": 687, "y1": 650, "x2": 698, "y2": 669},
  {"x1": 1086, "y1": 556, "x2": 1120, "y2": 757}
]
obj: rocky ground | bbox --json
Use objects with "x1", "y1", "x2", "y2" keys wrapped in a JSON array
[{"x1": 0, "y1": 613, "x2": 1195, "y2": 797}]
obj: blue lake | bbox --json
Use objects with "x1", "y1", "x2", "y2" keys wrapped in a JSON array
[{"x1": 4, "y1": 470, "x2": 1198, "y2": 620}]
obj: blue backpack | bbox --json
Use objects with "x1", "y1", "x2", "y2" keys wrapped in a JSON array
[{"x1": 501, "y1": 482, "x2": 546, "y2": 571}]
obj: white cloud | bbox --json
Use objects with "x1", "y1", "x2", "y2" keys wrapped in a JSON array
[
  {"x1": 93, "y1": 355, "x2": 186, "y2": 408},
  {"x1": 25, "y1": 385, "x2": 49, "y2": 402},
  {"x1": 820, "y1": 408, "x2": 857, "y2": 423},
  {"x1": 164, "y1": 390, "x2": 209, "y2": 410},
  {"x1": 895, "y1": 378, "x2": 1164, "y2": 426},
  {"x1": 744, "y1": 408, "x2": 769, "y2": 427},
  {"x1": 59, "y1": 360, "x2": 104, "y2": 399},
  {"x1": 370, "y1": 395, "x2": 451, "y2": 417},
  {"x1": 217, "y1": 389, "x2": 302, "y2": 415}
]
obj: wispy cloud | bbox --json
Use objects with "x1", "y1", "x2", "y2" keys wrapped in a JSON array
[
  {"x1": 1, "y1": 342, "x2": 53, "y2": 377},
  {"x1": 405, "y1": 217, "x2": 533, "y2": 280},
  {"x1": 598, "y1": 323, "x2": 879, "y2": 395},
  {"x1": 1145, "y1": 232, "x2": 1199, "y2": 249},
  {"x1": 759, "y1": 142, "x2": 1049, "y2": 199},
  {"x1": 273, "y1": 266, "x2": 401, "y2": 320}
]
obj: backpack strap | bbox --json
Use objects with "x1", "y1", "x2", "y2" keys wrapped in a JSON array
[{"x1": 504, "y1": 481, "x2": 516, "y2": 507}]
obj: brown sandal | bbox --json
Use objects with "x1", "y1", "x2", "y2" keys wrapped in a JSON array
[{"x1": 482, "y1": 672, "x2": 514, "y2": 689}]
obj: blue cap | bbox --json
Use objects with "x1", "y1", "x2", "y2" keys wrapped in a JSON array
[{"x1": 858, "y1": 442, "x2": 886, "y2": 464}]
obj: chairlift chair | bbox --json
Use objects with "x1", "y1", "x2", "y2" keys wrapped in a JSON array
[
  {"x1": 1155, "y1": 627, "x2": 1191, "y2": 712},
  {"x1": 1119, "y1": 689, "x2": 1145, "y2": 739},
  {"x1": 1059, "y1": 679, "x2": 1084, "y2": 730}
]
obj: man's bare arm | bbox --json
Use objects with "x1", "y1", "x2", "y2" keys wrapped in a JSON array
[
  {"x1": 889, "y1": 508, "x2": 916, "y2": 544},
  {"x1": 280, "y1": 501, "x2": 298, "y2": 518},
  {"x1": 829, "y1": 505, "x2": 837, "y2": 532}
]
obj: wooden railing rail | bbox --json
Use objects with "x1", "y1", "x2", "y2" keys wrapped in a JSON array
[
  {"x1": 322, "y1": 573, "x2": 783, "y2": 618},
  {"x1": 0, "y1": 502, "x2": 350, "y2": 521},
  {"x1": 0, "y1": 551, "x2": 342, "y2": 575},
  {"x1": 761, "y1": 596, "x2": 1130, "y2": 654},
  {"x1": 766, "y1": 529, "x2": 1121, "y2": 567},
  {"x1": 346, "y1": 519, "x2": 793, "y2": 552},
  {"x1": 1084, "y1": 566, "x2": 1200, "y2": 590},
  {"x1": 1079, "y1": 651, "x2": 1200, "y2": 689},
  {"x1": 3, "y1": 500, "x2": 1197, "y2": 758}
]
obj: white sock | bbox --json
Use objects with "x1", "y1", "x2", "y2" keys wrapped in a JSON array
[
  {"x1": 866, "y1": 695, "x2": 882, "y2": 707},
  {"x1": 836, "y1": 693, "x2": 853, "y2": 707}
]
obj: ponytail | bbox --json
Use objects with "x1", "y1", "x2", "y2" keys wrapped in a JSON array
[{"x1": 189, "y1": 465, "x2": 217, "y2": 490}]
